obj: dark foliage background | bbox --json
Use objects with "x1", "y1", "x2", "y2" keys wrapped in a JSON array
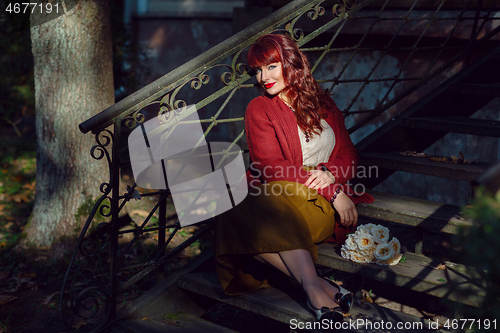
[{"x1": 0, "y1": 0, "x2": 150, "y2": 134}]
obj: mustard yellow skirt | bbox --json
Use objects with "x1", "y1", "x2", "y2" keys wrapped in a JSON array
[{"x1": 214, "y1": 180, "x2": 336, "y2": 295}]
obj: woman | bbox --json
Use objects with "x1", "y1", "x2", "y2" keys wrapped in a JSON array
[{"x1": 215, "y1": 34, "x2": 373, "y2": 322}]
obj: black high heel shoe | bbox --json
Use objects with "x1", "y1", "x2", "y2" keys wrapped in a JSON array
[
  {"x1": 307, "y1": 300, "x2": 344, "y2": 323},
  {"x1": 322, "y1": 277, "x2": 353, "y2": 314}
]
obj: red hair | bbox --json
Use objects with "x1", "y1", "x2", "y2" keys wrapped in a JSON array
[{"x1": 248, "y1": 34, "x2": 335, "y2": 135}]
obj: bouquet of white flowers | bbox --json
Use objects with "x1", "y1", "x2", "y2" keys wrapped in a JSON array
[{"x1": 340, "y1": 223, "x2": 403, "y2": 266}]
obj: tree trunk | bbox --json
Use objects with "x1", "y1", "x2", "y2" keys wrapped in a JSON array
[{"x1": 25, "y1": 0, "x2": 114, "y2": 247}]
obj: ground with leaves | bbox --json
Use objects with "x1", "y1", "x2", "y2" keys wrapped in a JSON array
[
  {"x1": 0, "y1": 122, "x2": 60, "y2": 333},
  {"x1": 0, "y1": 251, "x2": 69, "y2": 333},
  {"x1": 0, "y1": 122, "x2": 65, "y2": 333}
]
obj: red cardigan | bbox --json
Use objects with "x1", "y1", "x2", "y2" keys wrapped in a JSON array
[{"x1": 245, "y1": 94, "x2": 374, "y2": 205}]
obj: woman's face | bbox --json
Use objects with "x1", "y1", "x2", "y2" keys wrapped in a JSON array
[{"x1": 255, "y1": 62, "x2": 286, "y2": 96}]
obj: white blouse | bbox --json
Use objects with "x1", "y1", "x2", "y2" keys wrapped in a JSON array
[{"x1": 298, "y1": 119, "x2": 335, "y2": 167}]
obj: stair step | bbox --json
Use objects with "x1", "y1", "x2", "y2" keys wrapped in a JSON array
[
  {"x1": 448, "y1": 83, "x2": 500, "y2": 97},
  {"x1": 357, "y1": 190, "x2": 472, "y2": 234},
  {"x1": 402, "y1": 117, "x2": 500, "y2": 137},
  {"x1": 317, "y1": 244, "x2": 485, "y2": 308},
  {"x1": 177, "y1": 271, "x2": 435, "y2": 332},
  {"x1": 359, "y1": 152, "x2": 489, "y2": 181},
  {"x1": 111, "y1": 312, "x2": 237, "y2": 333}
]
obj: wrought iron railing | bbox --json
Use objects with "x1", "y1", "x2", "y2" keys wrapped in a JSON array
[{"x1": 61, "y1": 0, "x2": 500, "y2": 331}]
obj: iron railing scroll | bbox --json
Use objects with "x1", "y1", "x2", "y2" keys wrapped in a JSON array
[{"x1": 61, "y1": 0, "x2": 500, "y2": 331}]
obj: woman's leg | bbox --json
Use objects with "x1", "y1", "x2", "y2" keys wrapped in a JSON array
[
  {"x1": 255, "y1": 250, "x2": 339, "y2": 309},
  {"x1": 255, "y1": 252, "x2": 341, "y2": 299}
]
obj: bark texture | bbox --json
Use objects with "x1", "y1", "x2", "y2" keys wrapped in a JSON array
[{"x1": 26, "y1": 0, "x2": 114, "y2": 247}]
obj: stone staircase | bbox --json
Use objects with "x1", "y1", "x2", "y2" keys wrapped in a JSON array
[
  {"x1": 356, "y1": 47, "x2": 500, "y2": 190},
  {"x1": 106, "y1": 48, "x2": 500, "y2": 333},
  {"x1": 67, "y1": 1, "x2": 500, "y2": 331},
  {"x1": 111, "y1": 249, "x2": 438, "y2": 333}
]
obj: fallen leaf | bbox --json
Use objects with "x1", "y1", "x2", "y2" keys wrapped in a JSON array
[
  {"x1": 29, "y1": 281, "x2": 45, "y2": 290},
  {"x1": 43, "y1": 291, "x2": 59, "y2": 305},
  {"x1": 459, "y1": 151, "x2": 465, "y2": 161},
  {"x1": 430, "y1": 157, "x2": 447, "y2": 163},
  {"x1": 23, "y1": 181, "x2": 36, "y2": 191},
  {"x1": 126, "y1": 185, "x2": 142, "y2": 201},
  {"x1": 10, "y1": 192, "x2": 32, "y2": 203},
  {"x1": 463, "y1": 159, "x2": 479, "y2": 165},
  {"x1": 5, "y1": 272, "x2": 39, "y2": 292},
  {"x1": 18, "y1": 272, "x2": 36, "y2": 278},
  {"x1": 434, "y1": 264, "x2": 446, "y2": 270},
  {"x1": 0, "y1": 295, "x2": 18, "y2": 305},
  {"x1": 73, "y1": 321, "x2": 88, "y2": 329},
  {"x1": 400, "y1": 151, "x2": 430, "y2": 157}
]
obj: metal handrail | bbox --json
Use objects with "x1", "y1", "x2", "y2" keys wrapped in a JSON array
[{"x1": 78, "y1": 0, "x2": 337, "y2": 134}]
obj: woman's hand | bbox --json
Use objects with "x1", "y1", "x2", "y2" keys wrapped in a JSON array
[
  {"x1": 304, "y1": 170, "x2": 335, "y2": 190},
  {"x1": 333, "y1": 192, "x2": 358, "y2": 227}
]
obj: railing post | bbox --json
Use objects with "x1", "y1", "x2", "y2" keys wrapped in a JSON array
[
  {"x1": 158, "y1": 193, "x2": 167, "y2": 282},
  {"x1": 109, "y1": 122, "x2": 122, "y2": 321},
  {"x1": 466, "y1": 0, "x2": 484, "y2": 65}
]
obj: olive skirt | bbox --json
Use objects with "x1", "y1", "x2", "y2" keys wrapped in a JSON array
[{"x1": 214, "y1": 180, "x2": 336, "y2": 295}]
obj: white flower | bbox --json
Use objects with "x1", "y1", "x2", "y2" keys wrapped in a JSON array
[
  {"x1": 374, "y1": 243, "x2": 394, "y2": 261},
  {"x1": 376, "y1": 253, "x2": 403, "y2": 266},
  {"x1": 375, "y1": 259, "x2": 389, "y2": 266},
  {"x1": 363, "y1": 223, "x2": 377, "y2": 232},
  {"x1": 342, "y1": 224, "x2": 402, "y2": 266},
  {"x1": 360, "y1": 248, "x2": 375, "y2": 261},
  {"x1": 390, "y1": 237, "x2": 401, "y2": 254},
  {"x1": 350, "y1": 252, "x2": 370, "y2": 263},
  {"x1": 356, "y1": 225, "x2": 370, "y2": 234},
  {"x1": 386, "y1": 253, "x2": 403, "y2": 266},
  {"x1": 344, "y1": 234, "x2": 358, "y2": 251},
  {"x1": 356, "y1": 233, "x2": 375, "y2": 251},
  {"x1": 341, "y1": 246, "x2": 351, "y2": 260},
  {"x1": 371, "y1": 225, "x2": 390, "y2": 244}
]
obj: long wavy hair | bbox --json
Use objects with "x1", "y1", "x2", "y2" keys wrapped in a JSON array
[{"x1": 247, "y1": 34, "x2": 335, "y2": 135}]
